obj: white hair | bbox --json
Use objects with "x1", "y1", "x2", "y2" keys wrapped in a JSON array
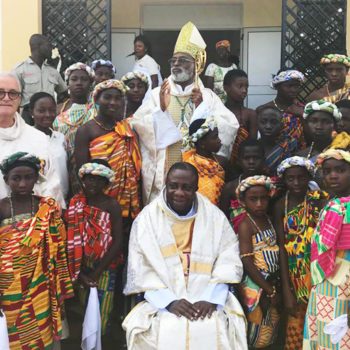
[{"x1": 0, "y1": 72, "x2": 20, "y2": 90}]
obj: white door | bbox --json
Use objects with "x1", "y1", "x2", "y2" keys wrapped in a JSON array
[
  {"x1": 111, "y1": 30, "x2": 139, "y2": 79},
  {"x1": 242, "y1": 28, "x2": 281, "y2": 109}
]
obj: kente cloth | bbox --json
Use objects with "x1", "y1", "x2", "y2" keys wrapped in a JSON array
[
  {"x1": 122, "y1": 191, "x2": 247, "y2": 350},
  {"x1": 322, "y1": 82, "x2": 350, "y2": 104},
  {"x1": 182, "y1": 149, "x2": 225, "y2": 205},
  {"x1": 65, "y1": 193, "x2": 118, "y2": 334},
  {"x1": 280, "y1": 103, "x2": 306, "y2": 154},
  {"x1": 284, "y1": 191, "x2": 328, "y2": 304},
  {"x1": 265, "y1": 137, "x2": 298, "y2": 176},
  {"x1": 310, "y1": 197, "x2": 350, "y2": 285},
  {"x1": 285, "y1": 303, "x2": 308, "y2": 350},
  {"x1": 239, "y1": 228, "x2": 280, "y2": 348},
  {"x1": 130, "y1": 76, "x2": 239, "y2": 205},
  {"x1": 229, "y1": 126, "x2": 249, "y2": 165},
  {"x1": 0, "y1": 197, "x2": 73, "y2": 350},
  {"x1": 303, "y1": 249, "x2": 350, "y2": 349},
  {"x1": 229, "y1": 199, "x2": 246, "y2": 232},
  {"x1": 89, "y1": 119, "x2": 141, "y2": 219},
  {"x1": 53, "y1": 102, "x2": 94, "y2": 194}
]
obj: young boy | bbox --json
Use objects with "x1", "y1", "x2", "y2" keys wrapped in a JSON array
[
  {"x1": 66, "y1": 160, "x2": 123, "y2": 338},
  {"x1": 220, "y1": 138, "x2": 265, "y2": 219},
  {"x1": 223, "y1": 69, "x2": 257, "y2": 167},
  {"x1": 336, "y1": 99, "x2": 350, "y2": 135}
]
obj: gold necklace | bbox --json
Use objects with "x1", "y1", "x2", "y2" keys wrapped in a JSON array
[
  {"x1": 93, "y1": 117, "x2": 115, "y2": 131},
  {"x1": 273, "y1": 99, "x2": 285, "y2": 112}
]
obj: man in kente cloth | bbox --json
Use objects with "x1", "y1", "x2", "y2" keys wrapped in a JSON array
[
  {"x1": 122, "y1": 162, "x2": 247, "y2": 350},
  {"x1": 131, "y1": 22, "x2": 239, "y2": 205}
]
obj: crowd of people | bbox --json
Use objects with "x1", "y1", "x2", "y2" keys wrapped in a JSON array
[{"x1": 0, "y1": 20, "x2": 350, "y2": 350}]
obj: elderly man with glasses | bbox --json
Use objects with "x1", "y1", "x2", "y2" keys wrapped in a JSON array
[
  {"x1": 131, "y1": 22, "x2": 239, "y2": 205},
  {"x1": 0, "y1": 72, "x2": 64, "y2": 206}
]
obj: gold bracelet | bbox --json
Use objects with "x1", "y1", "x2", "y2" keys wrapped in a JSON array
[
  {"x1": 266, "y1": 286, "x2": 277, "y2": 298},
  {"x1": 240, "y1": 252, "x2": 255, "y2": 258}
]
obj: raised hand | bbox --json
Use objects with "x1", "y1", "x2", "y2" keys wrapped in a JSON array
[
  {"x1": 160, "y1": 79, "x2": 171, "y2": 112},
  {"x1": 190, "y1": 88, "x2": 203, "y2": 107}
]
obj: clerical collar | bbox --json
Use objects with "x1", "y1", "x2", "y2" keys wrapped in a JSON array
[{"x1": 174, "y1": 82, "x2": 194, "y2": 95}]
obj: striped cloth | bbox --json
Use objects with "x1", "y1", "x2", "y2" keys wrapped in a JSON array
[
  {"x1": 53, "y1": 102, "x2": 94, "y2": 194},
  {"x1": 0, "y1": 197, "x2": 73, "y2": 349},
  {"x1": 89, "y1": 119, "x2": 141, "y2": 218},
  {"x1": 239, "y1": 228, "x2": 280, "y2": 348},
  {"x1": 66, "y1": 193, "x2": 120, "y2": 334},
  {"x1": 311, "y1": 197, "x2": 350, "y2": 285}
]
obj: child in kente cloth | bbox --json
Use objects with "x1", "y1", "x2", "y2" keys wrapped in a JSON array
[
  {"x1": 303, "y1": 149, "x2": 350, "y2": 350},
  {"x1": 66, "y1": 160, "x2": 123, "y2": 338},
  {"x1": 236, "y1": 175, "x2": 280, "y2": 348},
  {"x1": 272, "y1": 156, "x2": 328, "y2": 350},
  {"x1": 220, "y1": 138, "x2": 265, "y2": 225},
  {"x1": 0, "y1": 152, "x2": 73, "y2": 350},
  {"x1": 183, "y1": 116, "x2": 227, "y2": 205}
]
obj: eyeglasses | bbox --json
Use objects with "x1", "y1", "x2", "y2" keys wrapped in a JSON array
[
  {"x1": 168, "y1": 57, "x2": 194, "y2": 66},
  {"x1": 0, "y1": 90, "x2": 21, "y2": 100}
]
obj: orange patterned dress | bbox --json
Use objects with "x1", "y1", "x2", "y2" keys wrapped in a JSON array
[
  {"x1": 89, "y1": 119, "x2": 141, "y2": 218},
  {"x1": 183, "y1": 149, "x2": 225, "y2": 205}
]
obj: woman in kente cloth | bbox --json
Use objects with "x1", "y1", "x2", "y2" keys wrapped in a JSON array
[
  {"x1": 66, "y1": 161, "x2": 123, "y2": 336},
  {"x1": 303, "y1": 149, "x2": 350, "y2": 349},
  {"x1": 182, "y1": 115, "x2": 226, "y2": 205},
  {"x1": 75, "y1": 79, "x2": 142, "y2": 237},
  {"x1": 258, "y1": 69, "x2": 306, "y2": 151},
  {"x1": 121, "y1": 71, "x2": 149, "y2": 118},
  {"x1": 272, "y1": 157, "x2": 328, "y2": 350},
  {"x1": 236, "y1": 175, "x2": 280, "y2": 348},
  {"x1": 307, "y1": 54, "x2": 350, "y2": 103},
  {"x1": 53, "y1": 62, "x2": 95, "y2": 195},
  {"x1": 0, "y1": 152, "x2": 73, "y2": 350}
]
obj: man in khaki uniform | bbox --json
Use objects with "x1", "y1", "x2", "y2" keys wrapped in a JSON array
[{"x1": 12, "y1": 34, "x2": 67, "y2": 125}]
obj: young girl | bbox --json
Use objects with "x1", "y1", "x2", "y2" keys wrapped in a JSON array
[
  {"x1": 237, "y1": 175, "x2": 280, "y2": 348},
  {"x1": 273, "y1": 156, "x2": 328, "y2": 350},
  {"x1": 220, "y1": 138, "x2": 265, "y2": 221},
  {"x1": 30, "y1": 91, "x2": 69, "y2": 201},
  {"x1": 303, "y1": 149, "x2": 350, "y2": 349},
  {"x1": 0, "y1": 152, "x2": 73, "y2": 349},
  {"x1": 183, "y1": 116, "x2": 227, "y2": 205},
  {"x1": 66, "y1": 160, "x2": 123, "y2": 337}
]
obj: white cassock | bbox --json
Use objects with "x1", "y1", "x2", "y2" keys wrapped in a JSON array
[
  {"x1": 0, "y1": 113, "x2": 65, "y2": 207},
  {"x1": 122, "y1": 190, "x2": 247, "y2": 350},
  {"x1": 130, "y1": 76, "x2": 239, "y2": 205}
]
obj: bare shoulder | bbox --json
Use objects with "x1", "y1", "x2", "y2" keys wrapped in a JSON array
[
  {"x1": 237, "y1": 215, "x2": 253, "y2": 235},
  {"x1": 272, "y1": 196, "x2": 285, "y2": 215},
  {"x1": 216, "y1": 154, "x2": 229, "y2": 169}
]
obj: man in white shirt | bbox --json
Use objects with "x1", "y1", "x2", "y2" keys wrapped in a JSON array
[
  {"x1": 123, "y1": 162, "x2": 247, "y2": 350},
  {"x1": 0, "y1": 73, "x2": 64, "y2": 206},
  {"x1": 131, "y1": 22, "x2": 239, "y2": 205}
]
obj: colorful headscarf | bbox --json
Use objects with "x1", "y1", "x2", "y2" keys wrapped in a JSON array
[
  {"x1": 92, "y1": 79, "x2": 128, "y2": 104},
  {"x1": 78, "y1": 162, "x2": 115, "y2": 183},
  {"x1": 277, "y1": 156, "x2": 316, "y2": 177},
  {"x1": 121, "y1": 71, "x2": 149, "y2": 89},
  {"x1": 330, "y1": 132, "x2": 350, "y2": 149},
  {"x1": 317, "y1": 148, "x2": 350, "y2": 166},
  {"x1": 0, "y1": 152, "x2": 42, "y2": 178},
  {"x1": 64, "y1": 62, "x2": 95, "y2": 82},
  {"x1": 320, "y1": 54, "x2": 350, "y2": 68},
  {"x1": 236, "y1": 175, "x2": 276, "y2": 201},
  {"x1": 216, "y1": 40, "x2": 230, "y2": 51},
  {"x1": 183, "y1": 117, "x2": 217, "y2": 150},
  {"x1": 91, "y1": 59, "x2": 116, "y2": 74},
  {"x1": 303, "y1": 100, "x2": 342, "y2": 121},
  {"x1": 270, "y1": 70, "x2": 305, "y2": 89}
]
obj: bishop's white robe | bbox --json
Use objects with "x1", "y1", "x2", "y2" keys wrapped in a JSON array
[
  {"x1": 122, "y1": 191, "x2": 247, "y2": 350},
  {"x1": 130, "y1": 77, "x2": 239, "y2": 205}
]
